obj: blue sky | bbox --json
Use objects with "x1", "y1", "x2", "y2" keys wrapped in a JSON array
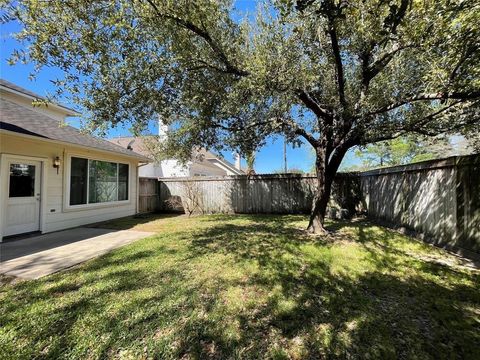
[{"x1": 0, "y1": 5, "x2": 361, "y2": 174}]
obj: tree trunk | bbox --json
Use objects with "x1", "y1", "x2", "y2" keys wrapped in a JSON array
[
  {"x1": 307, "y1": 142, "x2": 350, "y2": 234},
  {"x1": 307, "y1": 169, "x2": 334, "y2": 234},
  {"x1": 307, "y1": 147, "x2": 332, "y2": 233}
]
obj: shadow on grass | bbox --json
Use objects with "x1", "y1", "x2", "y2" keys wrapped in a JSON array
[
  {"x1": 0, "y1": 215, "x2": 478, "y2": 359},
  {"x1": 89, "y1": 212, "x2": 185, "y2": 230},
  {"x1": 182, "y1": 218, "x2": 480, "y2": 359}
]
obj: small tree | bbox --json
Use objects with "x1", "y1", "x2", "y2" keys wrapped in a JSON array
[
  {"x1": 165, "y1": 181, "x2": 205, "y2": 216},
  {"x1": 4, "y1": 0, "x2": 479, "y2": 233},
  {"x1": 354, "y1": 135, "x2": 452, "y2": 169},
  {"x1": 273, "y1": 168, "x2": 305, "y2": 174}
]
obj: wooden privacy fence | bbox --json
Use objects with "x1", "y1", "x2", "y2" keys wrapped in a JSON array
[
  {"x1": 360, "y1": 154, "x2": 480, "y2": 257},
  {"x1": 138, "y1": 178, "x2": 159, "y2": 213},
  {"x1": 140, "y1": 154, "x2": 479, "y2": 257},
  {"x1": 157, "y1": 173, "x2": 360, "y2": 216}
]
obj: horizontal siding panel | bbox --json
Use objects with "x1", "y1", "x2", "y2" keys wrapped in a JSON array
[
  {"x1": 44, "y1": 208, "x2": 135, "y2": 232},
  {"x1": 1, "y1": 132, "x2": 141, "y2": 236}
]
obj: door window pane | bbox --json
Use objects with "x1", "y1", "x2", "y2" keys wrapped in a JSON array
[
  {"x1": 118, "y1": 163, "x2": 129, "y2": 201},
  {"x1": 70, "y1": 157, "x2": 88, "y2": 205},
  {"x1": 9, "y1": 164, "x2": 35, "y2": 197},
  {"x1": 89, "y1": 160, "x2": 118, "y2": 203}
]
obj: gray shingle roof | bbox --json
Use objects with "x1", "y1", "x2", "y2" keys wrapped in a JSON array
[
  {"x1": 0, "y1": 97, "x2": 150, "y2": 161},
  {"x1": 0, "y1": 78, "x2": 79, "y2": 115}
]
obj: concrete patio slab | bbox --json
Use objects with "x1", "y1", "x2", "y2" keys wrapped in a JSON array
[{"x1": 0, "y1": 228, "x2": 155, "y2": 279}]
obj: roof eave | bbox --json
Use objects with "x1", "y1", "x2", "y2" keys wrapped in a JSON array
[
  {"x1": 0, "y1": 84, "x2": 80, "y2": 117},
  {"x1": 0, "y1": 129, "x2": 151, "y2": 162}
]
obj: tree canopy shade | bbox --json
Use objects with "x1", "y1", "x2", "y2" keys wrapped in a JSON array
[{"x1": 3, "y1": 0, "x2": 479, "y2": 232}]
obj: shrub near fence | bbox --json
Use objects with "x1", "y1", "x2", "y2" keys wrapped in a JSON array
[{"x1": 157, "y1": 173, "x2": 360, "y2": 217}]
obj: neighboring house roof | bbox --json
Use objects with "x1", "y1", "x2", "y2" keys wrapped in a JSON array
[
  {"x1": 109, "y1": 136, "x2": 153, "y2": 158},
  {"x1": 0, "y1": 78, "x2": 80, "y2": 116},
  {"x1": 196, "y1": 148, "x2": 245, "y2": 175},
  {"x1": 0, "y1": 97, "x2": 150, "y2": 161},
  {"x1": 108, "y1": 136, "x2": 244, "y2": 174}
]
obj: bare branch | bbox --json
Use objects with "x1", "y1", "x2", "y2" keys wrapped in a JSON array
[{"x1": 213, "y1": 114, "x2": 319, "y2": 148}]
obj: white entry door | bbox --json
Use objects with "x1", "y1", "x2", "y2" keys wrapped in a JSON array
[{"x1": 4, "y1": 160, "x2": 42, "y2": 236}]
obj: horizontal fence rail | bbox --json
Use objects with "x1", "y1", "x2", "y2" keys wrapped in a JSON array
[{"x1": 157, "y1": 173, "x2": 359, "y2": 216}]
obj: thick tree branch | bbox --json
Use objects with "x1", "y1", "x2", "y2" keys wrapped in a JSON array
[
  {"x1": 322, "y1": 1, "x2": 346, "y2": 109},
  {"x1": 296, "y1": 90, "x2": 333, "y2": 121},
  {"x1": 187, "y1": 59, "x2": 241, "y2": 74},
  {"x1": 448, "y1": 46, "x2": 475, "y2": 86},
  {"x1": 402, "y1": 100, "x2": 473, "y2": 135},
  {"x1": 360, "y1": 131, "x2": 405, "y2": 145},
  {"x1": 382, "y1": 0, "x2": 410, "y2": 35},
  {"x1": 409, "y1": 108, "x2": 479, "y2": 136},
  {"x1": 142, "y1": 0, "x2": 249, "y2": 77},
  {"x1": 327, "y1": 25, "x2": 346, "y2": 108},
  {"x1": 283, "y1": 118, "x2": 319, "y2": 147},
  {"x1": 365, "y1": 43, "x2": 414, "y2": 85},
  {"x1": 326, "y1": 135, "x2": 358, "y2": 173}
]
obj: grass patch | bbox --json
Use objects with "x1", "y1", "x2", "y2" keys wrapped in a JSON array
[{"x1": 1, "y1": 214, "x2": 479, "y2": 359}]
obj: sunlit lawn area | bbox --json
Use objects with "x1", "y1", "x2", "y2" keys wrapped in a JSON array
[{"x1": 0, "y1": 214, "x2": 478, "y2": 359}]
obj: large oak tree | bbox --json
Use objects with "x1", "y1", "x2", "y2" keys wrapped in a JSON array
[{"x1": 3, "y1": 0, "x2": 479, "y2": 233}]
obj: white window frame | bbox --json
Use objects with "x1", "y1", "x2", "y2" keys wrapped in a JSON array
[{"x1": 64, "y1": 153, "x2": 131, "y2": 211}]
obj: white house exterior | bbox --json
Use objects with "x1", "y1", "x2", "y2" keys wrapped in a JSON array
[
  {"x1": 0, "y1": 79, "x2": 149, "y2": 241},
  {"x1": 109, "y1": 136, "x2": 244, "y2": 178}
]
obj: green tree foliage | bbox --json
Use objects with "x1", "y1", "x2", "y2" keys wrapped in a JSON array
[
  {"x1": 273, "y1": 167, "x2": 305, "y2": 174},
  {"x1": 353, "y1": 136, "x2": 453, "y2": 169},
  {"x1": 2, "y1": 0, "x2": 479, "y2": 232},
  {"x1": 464, "y1": 133, "x2": 480, "y2": 153}
]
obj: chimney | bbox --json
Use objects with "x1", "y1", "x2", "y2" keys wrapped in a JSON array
[
  {"x1": 234, "y1": 153, "x2": 241, "y2": 170},
  {"x1": 158, "y1": 115, "x2": 168, "y2": 141}
]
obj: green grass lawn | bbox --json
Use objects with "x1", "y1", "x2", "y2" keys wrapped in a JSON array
[{"x1": 1, "y1": 214, "x2": 479, "y2": 359}]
